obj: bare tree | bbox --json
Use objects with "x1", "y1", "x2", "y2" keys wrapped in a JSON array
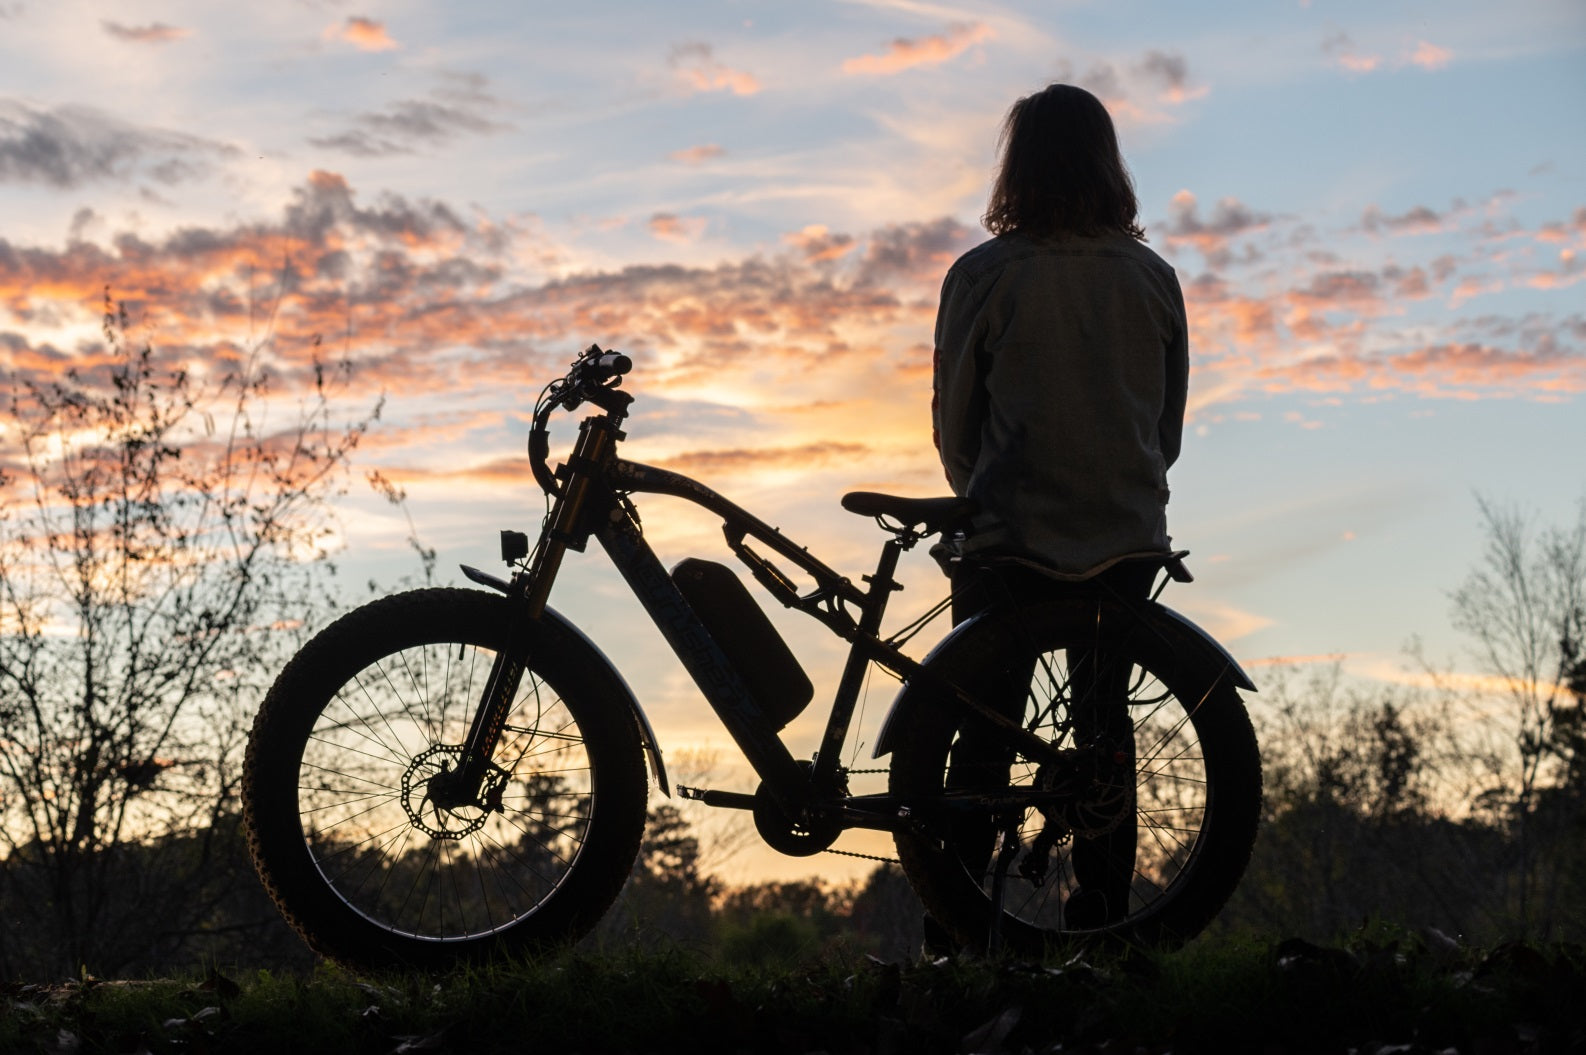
[
  {"x1": 0, "y1": 293, "x2": 370, "y2": 976},
  {"x1": 1449, "y1": 494, "x2": 1586, "y2": 937}
]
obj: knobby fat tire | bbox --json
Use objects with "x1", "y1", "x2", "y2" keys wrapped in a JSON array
[
  {"x1": 242, "y1": 588, "x2": 648, "y2": 970},
  {"x1": 889, "y1": 598, "x2": 1262, "y2": 955}
]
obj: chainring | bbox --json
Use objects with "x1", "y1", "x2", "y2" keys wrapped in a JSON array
[{"x1": 752, "y1": 761, "x2": 845, "y2": 857}]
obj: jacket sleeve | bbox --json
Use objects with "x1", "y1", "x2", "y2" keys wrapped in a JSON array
[
  {"x1": 932, "y1": 267, "x2": 987, "y2": 495},
  {"x1": 1159, "y1": 272, "x2": 1189, "y2": 470}
]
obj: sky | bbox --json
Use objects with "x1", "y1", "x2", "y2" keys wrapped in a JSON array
[{"x1": 2, "y1": 0, "x2": 1584, "y2": 883}]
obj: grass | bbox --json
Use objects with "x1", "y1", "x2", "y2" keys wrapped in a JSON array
[{"x1": 2, "y1": 929, "x2": 1582, "y2": 1054}]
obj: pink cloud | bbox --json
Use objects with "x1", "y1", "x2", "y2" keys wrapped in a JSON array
[
  {"x1": 654, "y1": 441, "x2": 871, "y2": 477},
  {"x1": 102, "y1": 21, "x2": 190, "y2": 44},
  {"x1": 648, "y1": 213, "x2": 707, "y2": 244},
  {"x1": 4, "y1": 171, "x2": 1580, "y2": 479},
  {"x1": 1449, "y1": 275, "x2": 1504, "y2": 307},
  {"x1": 668, "y1": 144, "x2": 725, "y2": 165},
  {"x1": 670, "y1": 43, "x2": 760, "y2": 96},
  {"x1": 331, "y1": 17, "x2": 398, "y2": 52},
  {"x1": 1361, "y1": 204, "x2": 1446, "y2": 236},
  {"x1": 1323, "y1": 32, "x2": 1382, "y2": 74},
  {"x1": 841, "y1": 22, "x2": 993, "y2": 76},
  {"x1": 1052, "y1": 51, "x2": 1205, "y2": 127},
  {"x1": 1163, "y1": 190, "x2": 1272, "y2": 265},
  {"x1": 1525, "y1": 250, "x2": 1585, "y2": 290},
  {"x1": 1287, "y1": 270, "x2": 1385, "y2": 314},
  {"x1": 783, "y1": 225, "x2": 855, "y2": 263},
  {"x1": 1535, "y1": 208, "x2": 1586, "y2": 245},
  {"x1": 1406, "y1": 41, "x2": 1453, "y2": 70},
  {"x1": 1260, "y1": 342, "x2": 1586, "y2": 398}
]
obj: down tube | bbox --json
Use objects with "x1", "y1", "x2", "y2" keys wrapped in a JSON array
[{"x1": 594, "y1": 514, "x2": 808, "y2": 797}]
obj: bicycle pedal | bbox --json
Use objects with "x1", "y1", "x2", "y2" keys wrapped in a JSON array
[{"x1": 677, "y1": 785, "x2": 706, "y2": 800}]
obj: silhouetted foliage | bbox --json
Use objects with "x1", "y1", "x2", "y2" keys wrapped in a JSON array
[
  {"x1": 1449, "y1": 496, "x2": 1586, "y2": 938},
  {"x1": 0, "y1": 292, "x2": 370, "y2": 977},
  {"x1": 1219, "y1": 497, "x2": 1586, "y2": 944}
]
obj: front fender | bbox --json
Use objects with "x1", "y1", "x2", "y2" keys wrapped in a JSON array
[
  {"x1": 461, "y1": 565, "x2": 670, "y2": 796},
  {"x1": 871, "y1": 598, "x2": 1255, "y2": 759}
]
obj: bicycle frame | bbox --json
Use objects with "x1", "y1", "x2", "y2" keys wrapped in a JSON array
[
  {"x1": 531, "y1": 412, "x2": 930, "y2": 822},
  {"x1": 447, "y1": 383, "x2": 1074, "y2": 845}
]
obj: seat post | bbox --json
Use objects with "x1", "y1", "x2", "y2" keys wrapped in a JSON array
[{"x1": 810, "y1": 535, "x2": 907, "y2": 790}]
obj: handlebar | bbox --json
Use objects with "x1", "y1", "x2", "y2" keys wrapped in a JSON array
[
  {"x1": 528, "y1": 344, "x2": 634, "y2": 496},
  {"x1": 586, "y1": 351, "x2": 633, "y2": 379}
]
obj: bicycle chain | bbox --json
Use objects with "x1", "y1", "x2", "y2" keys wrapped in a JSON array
[
  {"x1": 824, "y1": 767, "x2": 900, "y2": 864},
  {"x1": 822, "y1": 846, "x2": 900, "y2": 865}
]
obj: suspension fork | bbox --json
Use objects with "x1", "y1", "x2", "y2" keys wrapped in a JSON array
[{"x1": 449, "y1": 414, "x2": 624, "y2": 801}]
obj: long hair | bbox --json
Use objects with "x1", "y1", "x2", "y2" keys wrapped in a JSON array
[{"x1": 982, "y1": 84, "x2": 1145, "y2": 241}]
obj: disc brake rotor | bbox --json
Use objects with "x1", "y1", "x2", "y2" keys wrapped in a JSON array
[{"x1": 400, "y1": 744, "x2": 508, "y2": 840}]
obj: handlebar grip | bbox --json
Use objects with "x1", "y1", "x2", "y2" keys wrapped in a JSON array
[{"x1": 594, "y1": 352, "x2": 632, "y2": 377}]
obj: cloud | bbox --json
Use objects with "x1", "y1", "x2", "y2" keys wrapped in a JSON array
[
  {"x1": 1170, "y1": 599, "x2": 1274, "y2": 643},
  {"x1": 1133, "y1": 50, "x2": 1207, "y2": 105},
  {"x1": 652, "y1": 441, "x2": 870, "y2": 477},
  {"x1": 669, "y1": 43, "x2": 760, "y2": 96},
  {"x1": 1170, "y1": 191, "x2": 1586, "y2": 410},
  {"x1": 783, "y1": 225, "x2": 855, "y2": 264},
  {"x1": 1322, "y1": 33, "x2": 1381, "y2": 73},
  {"x1": 331, "y1": 16, "x2": 398, "y2": 52},
  {"x1": 1053, "y1": 50, "x2": 1206, "y2": 125},
  {"x1": 1535, "y1": 208, "x2": 1586, "y2": 244},
  {"x1": 669, "y1": 144, "x2": 725, "y2": 165},
  {"x1": 1449, "y1": 274, "x2": 1504, "y2": 307},
  {"x1": 0, "y1": 101, "x2": 234, "y2": 189},
  {"x1": 1405, "y1": 41, "x2": 1453, "y2": 70},
  {"x1": 1161, "y1": 190, "x2": 1272, "y2": 267},
  {"x1": 1324, "y1": 33, "x2": 1454, "y2": 75},
  {"x1": 309, "y1": 100, "x2": 509, "y2": 157},
  {"x1": 308, "y1": 76, "x2": 511, "y2": 157},
  {"x1": 841, "y1": 22, "x2": 994, "y2": 76},
  {"x1": 0, "y1": 172, "x2": 948, "y2": 414},
  {"x1": 1384, "y1": 264, "x2": 1433, "y2": 300},
  {"x1": 648, "y1": 213, "x2": 707, "y2": 244},
  {"x1": 0, "y1": 170, "x2": 486, "y2": 356},
  {"x1": 1262, "y1": 341, "x2": 1586, "y2": 398},
  {"x1": 3, "y1": 171, "x2": 1580, "y2": 496},
  {"x1": 1288, "y1": 270, "x2": 1384, "y2": 311},
  {"x1": 856, "y1": 217, "x2": 974, "y2": 286},
  {"x1": 1361, "y1": 204, "x2": 1447, "y2": 236},
  {"x1": 102, "y1": 21, "x2": 190, "y2": 44},
  {"x1": 1524, "y1": 249, "x2": 1585, "y2": 291}
]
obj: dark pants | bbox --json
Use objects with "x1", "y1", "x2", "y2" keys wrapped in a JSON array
[{"x1": 946, "y1": 560, "x2": 1155, "y2": 924}]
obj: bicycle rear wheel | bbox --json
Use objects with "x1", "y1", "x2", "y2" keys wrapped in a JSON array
[
  {"x1": 244, "y1": 588, "x2": 648, "y2": 969},
  {"x1": 890, "y1": 597, "x2": 1260, "y2": 954}
]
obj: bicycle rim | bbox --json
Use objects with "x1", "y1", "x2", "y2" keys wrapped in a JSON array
[{"x1": 296, "y1": 637, "x2": 596, "y2": 943}]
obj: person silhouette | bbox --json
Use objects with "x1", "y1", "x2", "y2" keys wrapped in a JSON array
[{"x1": 931, "y1": 83, "x2": 1189, "y2": 934}]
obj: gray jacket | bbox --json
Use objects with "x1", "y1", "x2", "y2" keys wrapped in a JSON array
[{"x1": 932, "y1": 231, "x2": 1189, "y2": 577}]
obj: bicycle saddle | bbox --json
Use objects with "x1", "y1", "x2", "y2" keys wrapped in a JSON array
[{"x1": 840, "y1": 492, "x2": 977, "y2": 536}]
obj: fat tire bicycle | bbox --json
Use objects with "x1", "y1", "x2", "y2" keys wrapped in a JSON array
[{"x1": 242, "y1": 345, "x2": 1262, "y2": 969}]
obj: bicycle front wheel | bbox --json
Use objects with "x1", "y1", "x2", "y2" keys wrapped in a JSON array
[
  {"x1": 890, "y1": 598, "x2": 1261, "y2": 954},
  {"x1": 243, "y1": 588, "x2": 648, "y2": 969}
]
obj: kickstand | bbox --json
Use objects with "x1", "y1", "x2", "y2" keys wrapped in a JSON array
[{"x1": 985, "y1": 817, "x2": 1021, "y2": 956}]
